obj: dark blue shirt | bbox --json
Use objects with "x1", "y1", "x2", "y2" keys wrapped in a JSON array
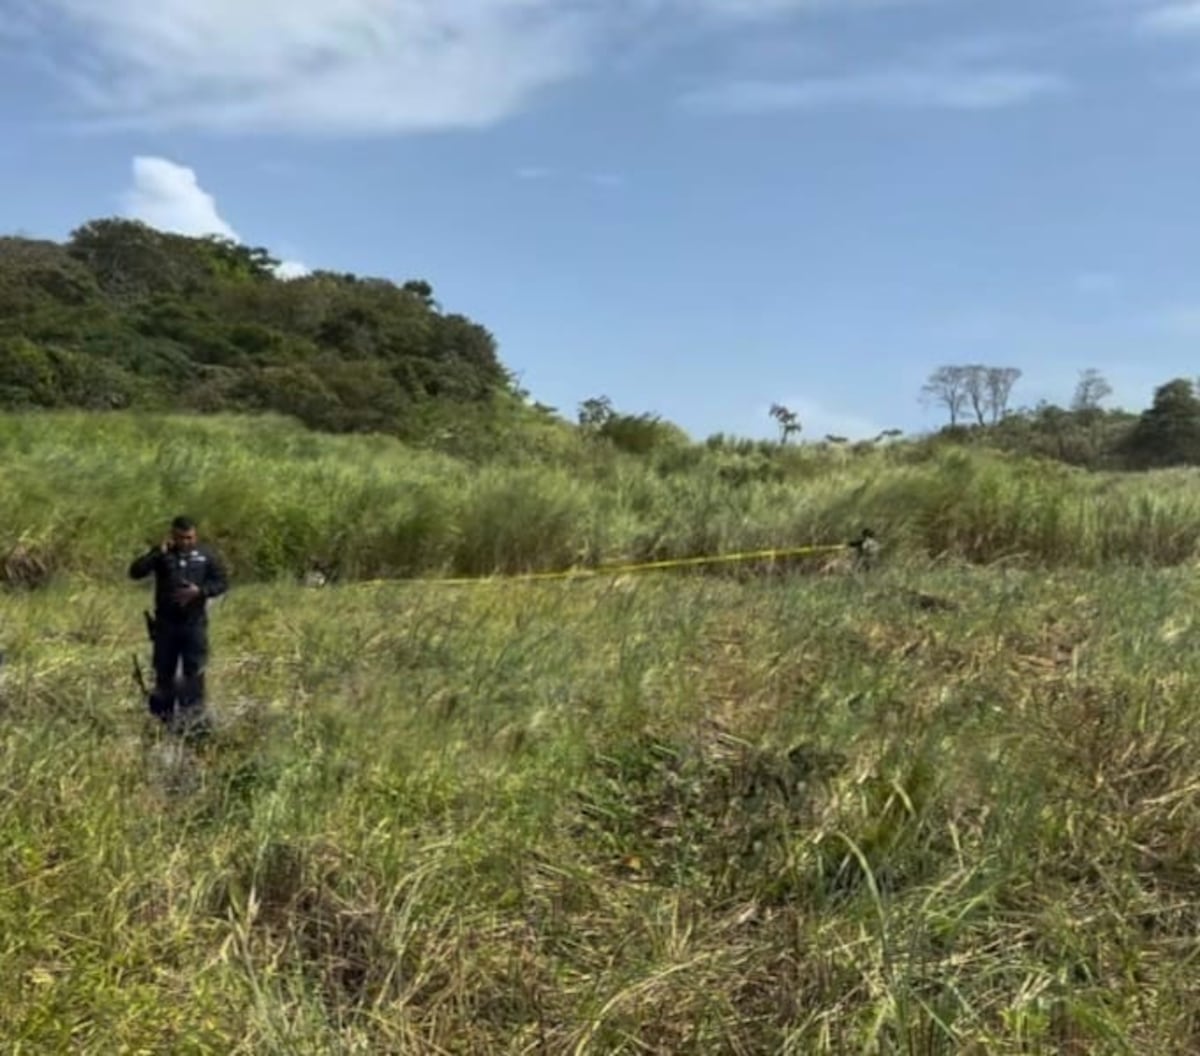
[{"x1": 129, "y1": 544, "x2": 229, "y2": 623}]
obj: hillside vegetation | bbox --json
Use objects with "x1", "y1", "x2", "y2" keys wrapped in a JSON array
[
  {"x1": 0, "y1": 219, "x2": 529, "y2": 453},
  {"x1": 8, "y1": 219, "x2": 1200, "y2": 475}
]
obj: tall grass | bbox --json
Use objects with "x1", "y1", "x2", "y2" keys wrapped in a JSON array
[
  {"x1": 6, "y1": 410, "x2": 1200, "y2": 1049},
  {"x1": 3, "y1": 412, "x2": 1200, "y2": 585},
  {"x1": 4, "y1": 562, "x2": 1200, "y2": 1051}
]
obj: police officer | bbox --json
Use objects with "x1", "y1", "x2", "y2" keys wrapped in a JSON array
[{"x1": 129, "y1": 515, "x2": 228, "y2": 723}]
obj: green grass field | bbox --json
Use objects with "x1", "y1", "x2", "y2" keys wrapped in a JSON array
[
  {"x1": 3, "y1": 412, "x2": 1200, "y2": 586},
  {"x1": 4, "y1": 413, "x2": 1200, "y2": 1052}
]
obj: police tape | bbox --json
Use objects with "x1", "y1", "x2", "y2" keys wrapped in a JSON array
[{"x1": 355, "y1": 542, "x2": 851, "y2": 588}]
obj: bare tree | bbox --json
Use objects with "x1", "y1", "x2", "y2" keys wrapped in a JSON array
[
  {"x1": 960, "y1": 364, "x2": 989, "y2": 426},
  {"x1": 921, "y1": 366, "x2": 970, "y2": 427},
  {"x1": 769, "y1": 403, "x2": 801, "y2": 443},
  {"x1": 924, "y1": 365, "x2": 1019, "y2": 426},
  {"x1": 985, "y1": 367, "x2": 1021, "y2": 423},
  {"x1": 1071, "y1": 368, "x2": 1113, "y2": 413}
]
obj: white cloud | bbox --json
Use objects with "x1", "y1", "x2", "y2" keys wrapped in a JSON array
[
  {"x1": 123, "y1": 155, "x2": 308, "y2": 279},
  {"x1": 1140, "y1": 2, "x2": 1200, "y2": 34},
  {"x1": 20, "y1": 0, "x2": 594, "y2": 134},
  {"x1": 123, "y1": 156, "x2": 237, "y2": 240},
  {"x1": 274, "y1": 259, "x2": 312, "y2": 280},
  {"x1": 683, "y1": 68, "x2": 1067, "y2": 112},
  {"x1": 14, "y1": 0, "x2": 936, "y2": 134}
]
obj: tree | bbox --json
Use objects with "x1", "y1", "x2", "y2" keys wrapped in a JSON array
[
  {"x1": 0, "y1": 215, "x2": 511, "y2": 442},
  {"x1": 769, "y1": 402, "x2": 801, "y2": 443},
  {"x1": 923, "y1": 364, "x2": 1019, "y2": 427},
  {"x1": 984, "y1": 367, "x2": 1021, "y2": 423},
  {"x1": 402, "y1": 280, "x2": 439, "y2": 311},
  {"x1": 578, "y1": 395, "x2": 614, "y2": 431},
  {"x1": 921, "y1": 366, "x2": 969, "y2": 427},
  {"x1": 0, "y1": 337, "x2": 57, "y2": 405},
  {"x1": 1071, "y1": 368, "x2": 1113, "y2": 414},
  {"x1": 1124, "y1": 378, "x2": 1200, "y2": 467},
  {"x1": 600, "y1": 412, "x2": 685, "y2": 455},
  {"x1": 200, "y1": 235, "x2": 280, "y2": 281},
  {"x1": 961, "y1": 364, "x2": 989, "y2": 426},
  {"x1": 576, "y1": 395, "x2": 684, "y2": 454},
  {"x1": 962, "y1": 364, "x2": 1021, "y2": 425}
]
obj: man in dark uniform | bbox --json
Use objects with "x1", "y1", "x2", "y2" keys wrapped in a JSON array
[{"x1": 129, "y1": 515, "x2": 228, "y2": 724}]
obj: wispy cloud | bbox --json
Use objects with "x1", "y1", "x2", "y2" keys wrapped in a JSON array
[
  {"x1": 1139, "y1": 2, "x2": 1200, "y2": 35},
  {"x1": 690, "y1": 0, "x2": 924, "y2": 17},
  {"x1": 515, "y1": 165, "x2": 555, "y2": 181},
  {"x1": 513, "y1": 166, "x2": 627, "y2": 188},
  {"x1": 683, "y1": 67, "x2": 1067, "y2": 112},
  {"x1": 587, "y1": 172, "x2": 627, "y2": 189},
  {"x1": 681, "y1": 21, "x2": 1072, "y2": 116},
  {"x1": 21, "y1": 0, "x2": 593, "y2": 134},
  {"x1": 7, "y1": 0, "x2": 917, "y2": 135},
  {"x1": 123, "y1": 156, "x2": 308, "y2": 278},
  {"x1": 688, "y1": 0, "x2": 886, "y2": 18}
]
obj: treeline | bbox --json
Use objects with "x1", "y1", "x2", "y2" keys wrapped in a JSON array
[
  {"x1": 5, "y1": 218, "x2": 1200, "y2": 475},
  {"x1": 915, "y1": 365, "x2": 1200, "y2": 471},
  {"x1": 0, "y1": 218, "x2": 521, "y2": 449}
]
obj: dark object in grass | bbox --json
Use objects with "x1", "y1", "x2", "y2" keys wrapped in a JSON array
[
  {"x1": 848, "y1": 528, "x2": 881, "y2": 570},
  {"x1": 905, "y1": 589, "x2": 962, "y2": 613}
]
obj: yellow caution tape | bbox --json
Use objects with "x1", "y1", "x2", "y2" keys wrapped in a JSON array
[{"x1": 355, "y1": 542, "x2": 849, "y2": 588}]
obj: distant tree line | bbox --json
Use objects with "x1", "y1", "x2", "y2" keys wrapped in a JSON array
[
  {"x1": 916, "y1": 362, "x2": 1200, "y2": 470},
  {"x1": 5, "y1": 216, "x2": 1200, "y2": 474}
]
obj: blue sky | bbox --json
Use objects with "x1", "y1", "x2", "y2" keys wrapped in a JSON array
[{"x1": 2, "y1": 0, "x2": 1199, "y2": 441}]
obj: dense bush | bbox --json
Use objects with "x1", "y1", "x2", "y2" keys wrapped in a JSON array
[{"x1": 0, "y1": 220, "x2": 515, "y2": 445}]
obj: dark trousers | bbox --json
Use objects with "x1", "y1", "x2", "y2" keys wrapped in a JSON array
[{"x1": 150, "y1": 620, "x2": 208, "y2": 719}]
